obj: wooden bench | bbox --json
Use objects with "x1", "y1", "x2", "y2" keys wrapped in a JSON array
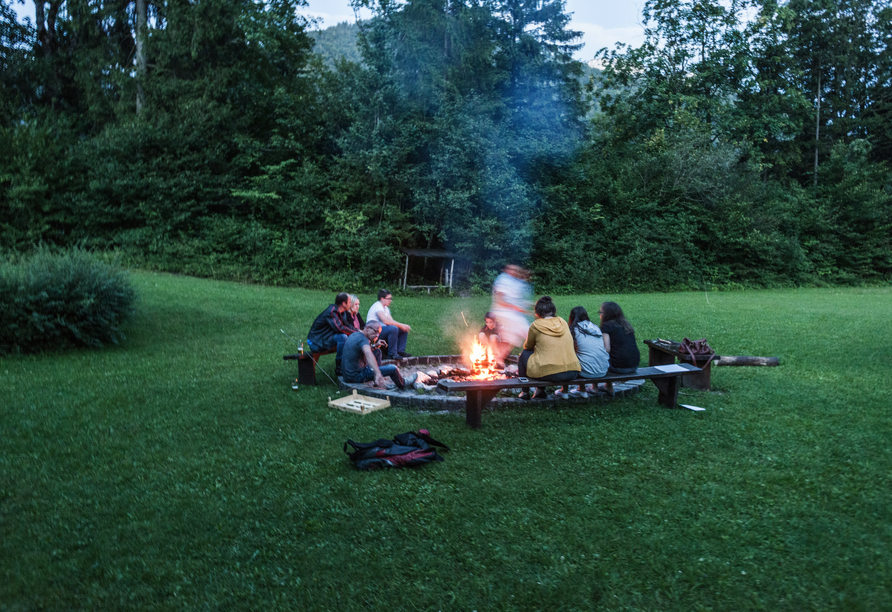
[
  {"x1": 436, "y1": 363, "x2": 702, "y2": 429},
  {"x1": 644, "y1": 339, "x2": 718, "y2": 391},
  {"x1": 283, "y1": 348, "x2": 336, "y2": 385}
]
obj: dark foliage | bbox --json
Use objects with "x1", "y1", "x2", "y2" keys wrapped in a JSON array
[
  {"x1": 0, "y1": 0, "x2": 890, "y2": 292},
  {"x1": 0, "y1": 247, "x2": 136, "y2": 355}
]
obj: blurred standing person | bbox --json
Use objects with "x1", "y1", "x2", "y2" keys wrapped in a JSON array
[{"x1": 490, "y1": 264, "x2": 532, "y2": 352}]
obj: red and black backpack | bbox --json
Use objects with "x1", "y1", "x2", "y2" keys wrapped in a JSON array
[{"x1": 344, "y1": 429, "x2": 450, "y2": 470}]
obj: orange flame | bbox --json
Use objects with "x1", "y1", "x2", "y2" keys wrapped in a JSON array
[{"x1": 466, "y1": 337, "x2": 498, "y2": 380}]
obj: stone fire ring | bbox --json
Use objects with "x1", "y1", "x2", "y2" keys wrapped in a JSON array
[{"x1": 336, "y1": 355, "x2": 644, "y2": 410}]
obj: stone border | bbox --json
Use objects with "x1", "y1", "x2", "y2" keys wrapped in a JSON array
[{"x1": 337, "y1": 355, "x2": 644, "y2": 410}]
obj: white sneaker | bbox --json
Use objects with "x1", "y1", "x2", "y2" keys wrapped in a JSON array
[
  {"x1": 569, "y1": 389, "x2": 589, "y2": 399},
  {"x1": 557, "y1": 391, "x2": 569, "y2": 400}
]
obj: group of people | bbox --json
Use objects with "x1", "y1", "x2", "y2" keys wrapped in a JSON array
[
  {"x1": 306, "y1": 267, "x2": 641, "y2": 397},
  {"x1": 306, "y1": 289, "x2": 416, "y2": 389},
  {"x1": 515, "y1": 298, "x2": 639, "y2": 399},
  {"x1": 478, "y1": 265, "x2": 640, "y2": 399}
]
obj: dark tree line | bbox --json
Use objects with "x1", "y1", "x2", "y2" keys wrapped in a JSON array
[{"x1": 1, "y1": 0, "x2": 890, "y2": 291}]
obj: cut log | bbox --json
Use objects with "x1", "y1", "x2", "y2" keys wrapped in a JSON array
[{"x1": 713, "y1": 356, "x2": 779, "y2": 367}]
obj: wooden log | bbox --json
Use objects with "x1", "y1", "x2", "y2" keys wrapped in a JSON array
[{"x1": 713, "y1": 356, "x2": 779, "y2": 367}]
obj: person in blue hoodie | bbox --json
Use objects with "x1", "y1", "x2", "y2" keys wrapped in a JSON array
[{"x1": 561, "y1": 306, "x2": 610, "y2": 398}]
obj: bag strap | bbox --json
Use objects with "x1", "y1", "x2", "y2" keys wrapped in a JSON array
[{"x1": 416, "y1": 429, "x2": 450, "y2": 452}]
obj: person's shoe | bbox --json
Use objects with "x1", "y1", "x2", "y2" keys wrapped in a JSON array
[
  {"x1": 398, "y1": 351, "x2": 412, "y2": 358},
  {"x1": 530, "y1": 388, "x2": 547, "y2": 400},
  {"x1": 557, "y1": 390, "x2": 570, "y2": 400},
  {"x1": 597, "y1": 383, "x2": 614, "y2": 396},
  {"x1": 388, "y1": 354, "x2": 403, "y2": 362},
  {"x1": 518, "y1": 391, "x2": 532, "y2": 400},
  {"x1": 569, "y1": 388, "x2": 589, "y2": 399},
  {"x1": 405, "y1": 372, "x2": 418, "y2": 386}
]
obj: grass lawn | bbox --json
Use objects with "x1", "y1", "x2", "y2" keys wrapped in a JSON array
[{"x1": 2, "y1": 272, "x2": 890, "y2": 611}]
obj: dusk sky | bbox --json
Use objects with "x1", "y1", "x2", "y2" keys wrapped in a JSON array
[{"x1": 12, "y1": 0, "x2": 647, "y2": 62}]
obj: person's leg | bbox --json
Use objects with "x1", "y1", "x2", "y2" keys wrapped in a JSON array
[
  {"x1": 372, "y1": 347, "x2": 383, "y2": 367},
  {"x1": 344, "y1": 366, "x2": 375, "y2": 384},
  {"x1": 334, "y1": 334, "x2": 348, "y2": 359},
  {"x1": 517, "y1": 350, "x2": 541, "y2": 398},
  {"x1": 540, "y1": 370, "x2": 579, "y2": 399},
  {"x1": 518, "y1": 349, "x2": 533, "y2": 377},
  {"x1": 396, "y1": 328, "x2": 409, "y2": 355},
  {"x1": 379, "y1": 325, "x2": 399, "y2": 359},
  {"x1": 378, "y1": 364, "x2": 406, "y2": 388}
]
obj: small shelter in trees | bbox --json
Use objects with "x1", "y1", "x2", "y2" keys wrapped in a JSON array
[{"x1": 399, "y1": 249, "x2": 469, "y2": 294}]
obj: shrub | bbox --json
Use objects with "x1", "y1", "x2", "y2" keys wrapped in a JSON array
[{"x1": 0, "y1": 248, "x2": 136, "y2": 355}]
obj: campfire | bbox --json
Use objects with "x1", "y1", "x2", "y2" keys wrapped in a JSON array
[
  {"x1": 392, "y1": 337, "x2": 510, "y2": 390},
  {"x1": 465, "y1": 337, "x2": 501, "y2": 380}
]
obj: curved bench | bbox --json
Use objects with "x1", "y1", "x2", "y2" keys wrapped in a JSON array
[{"x1": 437, "y1": 363, "x2": 702, "y2": 429}]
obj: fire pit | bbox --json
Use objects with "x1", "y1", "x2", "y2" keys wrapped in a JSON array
[{"x1": 336, "y1": 352, "x2": 644, "y2": 409}]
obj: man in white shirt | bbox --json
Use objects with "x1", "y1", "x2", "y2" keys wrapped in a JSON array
[{"x1": 366, "y1": 289, "x2": 411, "y2": 360}]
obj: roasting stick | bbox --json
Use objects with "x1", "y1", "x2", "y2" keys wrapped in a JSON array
[{"x1": 461, "y1": 311, "x2": 469, "y2": 327}]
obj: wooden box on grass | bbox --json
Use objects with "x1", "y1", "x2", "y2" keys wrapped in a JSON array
[{"x1": 328, "y1": 389, "x2": 391, "y2": 415}]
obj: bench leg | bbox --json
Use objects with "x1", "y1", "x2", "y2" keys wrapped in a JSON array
[
  {"x1": 681, "y1": 360, "x2": 712, "y2": 391},
  {"x1": 297, "y1": 358, "x2": 318, "y2": 386},
  {"x1": 651, "y1": 375, "x2": 681, "y2": 408},
  {"x1": 465, "y1": 389, "x2": 499, "y2": 429}
]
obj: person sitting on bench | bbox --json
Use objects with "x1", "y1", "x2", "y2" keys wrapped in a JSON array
[
  {"x1": 342, "y1": 294, "x2": 385, "y2": 366},
  {"x1": 307, "y1": 292, "x2": 356, "y2": 376},
  {"x1": 561, "y1": 306, "x2": 610, "y2": 398},
  {"x1": 598, "y1": 301, "x2": 640, "y2": 395},
  {"x1": 341, "y1": 321, "x2": 417, "y2": 390},
  {"x1": 366, "y1": 289, "x2": 411, "y2": 360},
  {"x1": 517, "y1": 296, "x2": 580, "y2": 400}
]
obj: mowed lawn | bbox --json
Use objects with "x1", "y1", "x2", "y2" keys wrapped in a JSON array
[{"x1": 2, "y1": 272, "x2": 890, "y2": 611}]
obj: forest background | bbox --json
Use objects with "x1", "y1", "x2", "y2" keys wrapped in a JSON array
[{"x1": 1, "y1": 0, "x2": 890, "y2": 293}]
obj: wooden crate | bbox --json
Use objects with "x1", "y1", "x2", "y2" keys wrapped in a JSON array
[{"x1": 328, "y1": 389, "x2": 391, "y2": 415}]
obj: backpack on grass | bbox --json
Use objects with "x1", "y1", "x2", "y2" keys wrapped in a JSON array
[{"x1": 344, "y1": 429, "x2": 450, "y2": 470}]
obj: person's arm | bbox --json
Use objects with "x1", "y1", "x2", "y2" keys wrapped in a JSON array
[
  {"x1": 602, "y1": 331, "x2": 611, "y2": 354},
  {"x1": 523, "y1": 325, "x2": 537, "y2": 351},
  {"x1": 328, "y1": 307, "x2": 355, "y2": 335},
  {"x1": 362, "y1": 344, "x2": 386, "y2": 387},
  {"x1": 376, "y1": 306, "x2": 411, "y2": 332}
]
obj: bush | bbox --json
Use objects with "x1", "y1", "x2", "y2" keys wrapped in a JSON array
[{"x1": 0, "y1": 248, "x2": 136, "y2": 355}]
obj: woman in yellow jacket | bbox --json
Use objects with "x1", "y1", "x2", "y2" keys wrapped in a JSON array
[{"x1": 517, "y1": 296, "x2": 581, "y2": 400}]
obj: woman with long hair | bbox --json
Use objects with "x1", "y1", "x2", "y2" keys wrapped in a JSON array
[
  {"x1": 517, "y1": 296, "x2": 580, "y2": 400},
  {"x1": 562, "y1": 306, "x2": 610, "y2": 397},
  {"x1": 598, "y1": 301, "x2": 641, "y2": 394}
]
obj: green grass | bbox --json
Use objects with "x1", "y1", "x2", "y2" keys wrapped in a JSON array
[{"x1": 2, "y1": 273, "x2": 890, "y2": 611}]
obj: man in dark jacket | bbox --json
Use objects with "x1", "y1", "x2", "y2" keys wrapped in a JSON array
[{"x1": 307, "y1": 292, "x2": 355, "y2": 375}]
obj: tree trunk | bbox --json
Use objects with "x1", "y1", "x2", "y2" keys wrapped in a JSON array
[
  {"x1": 136, "y1": 0, "x2": 147, "y2": 114},
  {"x1": 34, "y1": 1, "x2": 45, "y2": 48},
  {"x1": 814, "y1": 67, "x2": 821, "y2": 187},
  {"x1": 713, "y1": 356, "x2": 779, "y2": 367}
]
